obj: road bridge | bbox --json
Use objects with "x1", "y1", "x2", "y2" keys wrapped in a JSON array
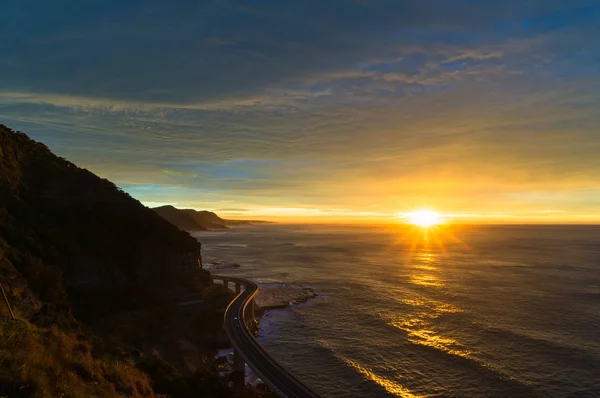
[{"x1": 212, "y1": 275, "x2": 321, "y2": 398}]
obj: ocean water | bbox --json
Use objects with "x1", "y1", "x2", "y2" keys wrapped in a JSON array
[{"x1": 195, "y1": 224, "x2": 600, "y2": 397}]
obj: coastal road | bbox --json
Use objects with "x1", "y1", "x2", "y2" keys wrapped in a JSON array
[{"x1": 215, "y1": 275, "x2": 321, "y2": 398}]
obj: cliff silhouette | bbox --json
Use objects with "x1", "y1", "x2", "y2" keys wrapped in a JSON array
[
  {"x1": 0, "y1": 125, "x2": 204, "y2": 319},
  {"x1": 0, "y1": 125, "x2": 274, "y2": 397}
]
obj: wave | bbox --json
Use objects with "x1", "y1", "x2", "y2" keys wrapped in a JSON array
[
  {"x1": 476, "y1": 323, "x2": 600, "y2": 370},
  {"x1": 204, "y1": 260, "x2": 241, "y2": 270},
  {"x1": 380, "y1": 308, "x2": 597, "y2": 396},
  {"x1": 336, "y1": 354, "x2": 423, "y2": 398},
  {"x1": 334, "y1": 304, "x2": 541, "y2": 396},
  {"x1": 312, "y1": 335, "x2": 539, "y2": 398}
]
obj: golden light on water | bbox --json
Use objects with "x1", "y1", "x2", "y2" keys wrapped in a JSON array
[
  {"x1": 341, "y1": 357, "x2": 423, "y2": 398},
  {"x1": 339, "y1": 217, "x2": 475, "y2": 396},
  {"x1": 381, "y1": 217, "x2": 477, "y2": 373},
  {"x1": 401, "y1": 209, "x2": 444, "y2": 228}
]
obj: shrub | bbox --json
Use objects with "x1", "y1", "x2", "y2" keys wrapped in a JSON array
[{"x1": 0, "y1": 319, "x2": 153, "y2": 397}]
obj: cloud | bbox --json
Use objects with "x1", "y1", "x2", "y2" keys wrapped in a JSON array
[
  {"x1": 1, "y1": 1, "x2": 597, "y2": 103},
  {"x1": 1, "y1": 0, "x2": 600, "y2": 220}
]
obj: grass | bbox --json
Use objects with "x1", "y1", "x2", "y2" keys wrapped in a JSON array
[{"x1": 0, "y1": 319, "x2": 153, "y2": 398}]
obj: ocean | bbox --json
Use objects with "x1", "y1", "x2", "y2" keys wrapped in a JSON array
[{"x1": 195, "y1": 224, "x2": 600, "y2": 397}]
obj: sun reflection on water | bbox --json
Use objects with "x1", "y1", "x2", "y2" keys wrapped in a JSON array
[
  {"x1": 384, "y1": 224, "x2": 475, "y2": 363},
  {"x1": 385, "y1": 296, "x2": 473, "y2": 360},
  {"x1": 408, "y1": 249, "x2": 444, "y2": 288},
  {"x1": 387, "y1": 317, "x2": 473, "y2": 360},
  {"x1": 412, "y1": 252, "x2": 439, "y2": 272},
  {"x1": 394, "y1": 322, "x2": 471, "y2": 358},
  {"x1": 339, "y1": 356, "x2": 424, "y2": 398},
  {"x1": 409, "y1": 274, "x2": 444, "y2": 287},
  {"x1": 413, "y1": 264, "x2": 438, "y2": 272}
]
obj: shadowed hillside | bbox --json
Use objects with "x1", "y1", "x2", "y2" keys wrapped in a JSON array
[
  {"x1": 0, "y1": 125, "x2": 205, "y2": 319},
  {"x1": 0, "y1": 125, "x2": 274, "y2": 398}
]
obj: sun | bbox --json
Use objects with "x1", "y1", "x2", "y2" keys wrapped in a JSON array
[{"x1": 403, "y1": 209, "x2": 444, "y2": 227}]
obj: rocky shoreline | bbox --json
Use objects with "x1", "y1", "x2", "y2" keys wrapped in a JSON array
[{"x1": 255, "y1": 282, "x2": 318, "y2": 312}]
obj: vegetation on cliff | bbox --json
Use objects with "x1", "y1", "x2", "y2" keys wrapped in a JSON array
[{"x1": 0, "y1": 318, "x2": 153, "y2": 397}]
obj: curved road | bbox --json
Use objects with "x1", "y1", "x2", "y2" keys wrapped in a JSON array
[{"x1": 216, "y1": 275, "x2": 321, "y2": 398}]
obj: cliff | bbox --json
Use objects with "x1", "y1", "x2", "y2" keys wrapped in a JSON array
[
  {"x1": 0, "y1": 125, "x2": 225, "y2": 397},
  {"x1": 0, "y1": 125, "x2": 206, "y2": 321},
  {"x1": 0, "y1": 125, "x2": 277, "y2": 398},
  {"x1": 153, "y1": 205, "x2": 272, "y2": 231}
]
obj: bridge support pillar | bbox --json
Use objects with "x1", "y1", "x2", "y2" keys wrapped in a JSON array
[
  {"x1": 232, "y1": 348, "x2": 245, "y2": 393},
  {"x1": 235, "y1": 282, "x2": 241, "y2": 294},
  {"x1": 223, "y1": 280, "x2": 229, "y2": 290}
]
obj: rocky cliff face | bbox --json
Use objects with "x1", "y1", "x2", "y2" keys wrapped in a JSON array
[{"x1": 0, "y1": 124, "x2": 205, "y2": 320}]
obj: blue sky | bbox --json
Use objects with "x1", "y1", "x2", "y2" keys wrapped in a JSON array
[{"x1": 1, "y1": 1, "x2": 600, "y2": 221}]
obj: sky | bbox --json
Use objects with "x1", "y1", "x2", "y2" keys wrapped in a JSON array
[{"x1": 1, "y1": 1, "x2": 600, "y2": 223}]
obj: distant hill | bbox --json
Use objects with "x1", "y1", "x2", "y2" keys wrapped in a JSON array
[
  {"x1": 152, "y1": 205, "x2": 209, "y2": 231},
  {"x1": 153, "y1": 205, "x2": 272, "y2": 231}
]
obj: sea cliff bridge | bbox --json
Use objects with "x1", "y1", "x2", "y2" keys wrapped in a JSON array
[{"x1": 212, "y1": 275, "x2": 321, "y2": 398}]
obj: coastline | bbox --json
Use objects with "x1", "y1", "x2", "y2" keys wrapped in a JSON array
[{"x1": 214, "y1": 277, "x2": 319, "y2": 389}]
